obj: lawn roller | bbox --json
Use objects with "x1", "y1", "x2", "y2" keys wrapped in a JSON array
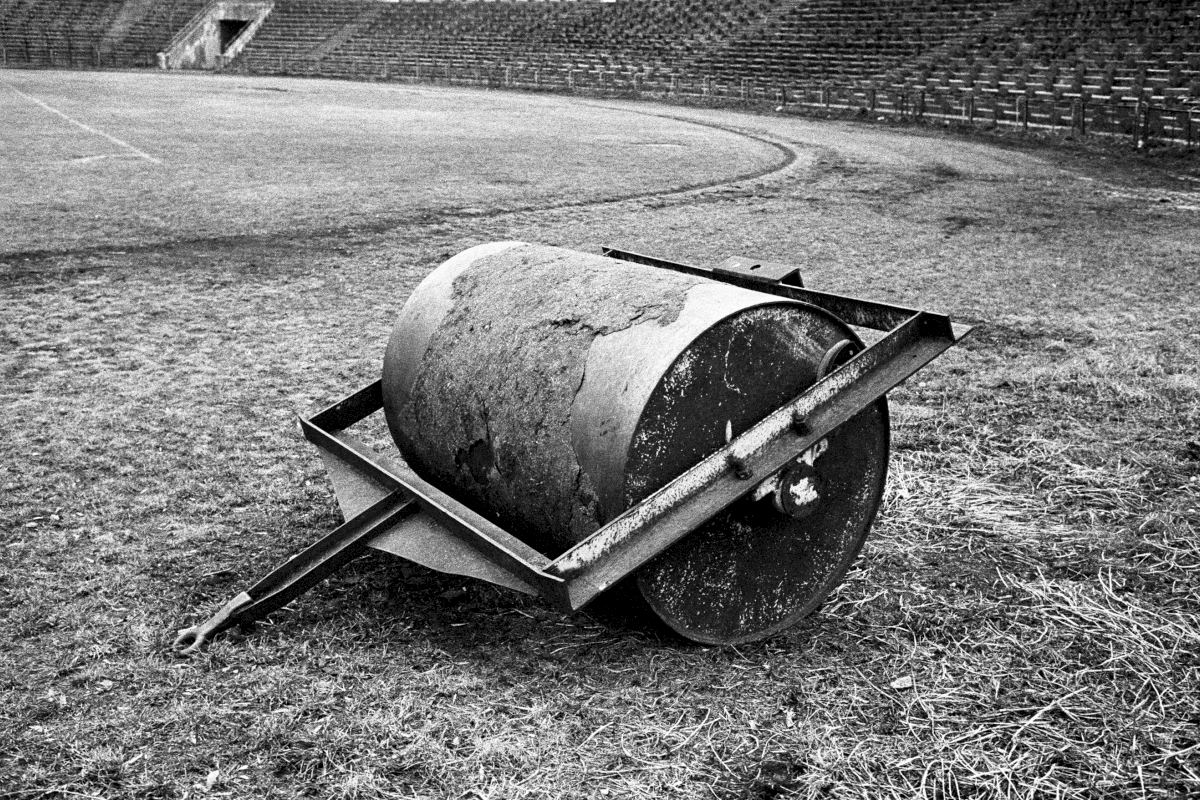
[{"x1": 174, "y1": 242, "x2": 972, "y2": 652}]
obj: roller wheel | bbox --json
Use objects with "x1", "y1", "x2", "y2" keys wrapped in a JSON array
[{"x1": 623, "y1": 307, "x2": 890, "y2": 645}]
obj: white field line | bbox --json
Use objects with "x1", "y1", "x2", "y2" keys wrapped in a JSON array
[{"x1": 5, "y1": 83, "x2": 163, "y2": 165}]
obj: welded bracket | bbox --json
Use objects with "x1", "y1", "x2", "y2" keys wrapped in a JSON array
[
  {"x1": 715, "y1": 255, "x2": 804, "y2": 286},
  {"x1": 173, "y1": 248, "x2": 972, "y2": 650}
]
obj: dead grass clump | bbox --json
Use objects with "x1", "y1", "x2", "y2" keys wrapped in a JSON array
[
  {"x1": 796, "y1": 562, "x2": 1200, "y2": 798},
  {"x1": 1130, "y1": 515, "x2": 1200, "y2": 607}
]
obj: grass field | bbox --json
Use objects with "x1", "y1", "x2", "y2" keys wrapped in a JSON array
[
  {"x1": 0, "y1": 71, "x2": 784, "y2": 256},
  {"x1": 1, "y1": 69, "x2": 1198, "y2": 799}
]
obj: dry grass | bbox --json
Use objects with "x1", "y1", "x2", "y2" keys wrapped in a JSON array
[
  {"x1": 2, "y1": 75, "x2": 1198, "y2": 799},
  {"x1": 0, "y1": 71, "x2": 783, "y2": 257}
]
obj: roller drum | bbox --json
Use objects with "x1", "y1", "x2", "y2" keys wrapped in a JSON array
[{"x1": 382, "y1": 242, "x2": 888, "y2": 643}]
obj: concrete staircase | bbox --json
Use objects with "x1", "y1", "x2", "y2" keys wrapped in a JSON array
[{"x1": 161, "y1": 0, "x2": 274, "y2": 69}]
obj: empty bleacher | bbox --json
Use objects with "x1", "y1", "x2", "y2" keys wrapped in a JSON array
[
  {"x1": 691, "y1": 0, "x2": 1023, "y2": 88},
  {"x1": 895, "y1": 0, "x2": 1200, "y2": 103},
  {"x1": 0, "y1": 0, "x2": 208, "y2": 67},
  {"x1": 237, "y1": 0, "x2": 791, "y2": 84},
  {"x1": 237, "y1": 0, "x2": 370, "y2": 74},
  {"x1": 113, "y1": 0, "x2": 211, "y2": 67},
  {"x1": 227, "y1": 0, "x2": 1200, "y2": 105}
]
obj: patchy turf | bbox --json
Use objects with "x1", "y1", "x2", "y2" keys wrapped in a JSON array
[
  {"x1": 0, "y1": 71, "x2": 787, "y2": 257},
  {"x1": 1, "y1": 76, "x2": 1198, "y2": 799}
]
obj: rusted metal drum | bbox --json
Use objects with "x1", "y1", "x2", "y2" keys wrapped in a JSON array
[{"x1": 382, "y1": 242, "x2": 888, "y2": 644}]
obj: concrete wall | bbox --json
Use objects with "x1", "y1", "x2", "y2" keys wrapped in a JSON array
[{"x1": 163, "y1": 1, "x2": 273, "y2": 70}]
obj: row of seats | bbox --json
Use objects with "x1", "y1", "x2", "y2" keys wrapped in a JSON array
[
  {"x1": 0, "y1": 0, "x2": 208, "y2": 67},
  {"x1": 238, "y1": 0, "x2": 371, "y2": 72},
  {"x1": 1, "y1": 0, "x2": 121, "y2": 64},
  {"x1": 891, "y1": 0, "x2": 1200, "y2": 100},
  {"x1": 239, "y1": 0, "x2": 788, "y2": 80},
  {"x1": 3, "y1": 0, "x2": 1197, "y2": 103},
  {"x1": 120, "y1": 0, "x2": 211, "y2": 65},
  {"x1": 229, "y1": 0, "x2": 1200, "y2": 102}
]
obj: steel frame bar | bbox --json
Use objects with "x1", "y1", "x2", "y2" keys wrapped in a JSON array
[
  {"x1": 602, "y1": 246, "x2": 973, "y2": 339},
  {"x1": 173, "y1": 489, "x2": 417, "y2": 653}
]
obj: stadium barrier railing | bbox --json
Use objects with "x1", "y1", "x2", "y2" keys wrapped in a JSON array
[
  {"x1": 279, "y1": 57, "x2": 1198, "y2": 148},
  {"x1": 3, "y1": 38, "x2": 1195, "y2": 148}
]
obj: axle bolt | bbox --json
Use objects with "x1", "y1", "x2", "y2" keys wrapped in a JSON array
[{"x1": 791, "y1": 409, "x2": 810, "y2": 436}]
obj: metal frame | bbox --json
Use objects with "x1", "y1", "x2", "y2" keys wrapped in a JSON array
[{"x1": 174, "y1": 249, "x2": 972, "y2": 652}]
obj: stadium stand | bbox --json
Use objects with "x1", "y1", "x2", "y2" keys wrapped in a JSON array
[
  {"x1": 3, "y1": 0, "x2": 1197, "y2": 141},
  {"x1": 895, "y1": 0, "x2": 1200, "y2": 102},
  {"x1": 692, "y1": 0, "x2": 1025, "y2": 87},
  {"x1": 236, "y1": 0, "x2": 377, "y2": 74},
  {"x1": 227, "y1": 0, "x2": 1200, "y2": 104},
  {"x1": 240, "y1": 0, "x2": 787, "y2": 82},
  {"x1": 0, "y1": 0, "x2": 208, "y2": 67},
  {"x1": 111, "y1": 0, "x2": 211, "y2": 66}
]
